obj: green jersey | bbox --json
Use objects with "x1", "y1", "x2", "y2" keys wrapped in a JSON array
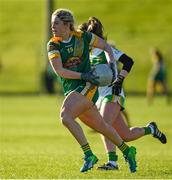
[{"x1": 47, "y1": 31, "x2": 98, "y2": 96}]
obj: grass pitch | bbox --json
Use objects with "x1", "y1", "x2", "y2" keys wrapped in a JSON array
[{"x1": 0, "y1": 95, "x2": 172, "y2": 179}]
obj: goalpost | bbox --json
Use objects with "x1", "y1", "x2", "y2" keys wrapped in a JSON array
[{"x1": 42, "y1": 0, "x2": 56, "y2": 94}]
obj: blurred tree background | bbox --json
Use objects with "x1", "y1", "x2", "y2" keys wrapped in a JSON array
[{"x1": 0, "y1": 0, "x2": 171, "y2": 94}]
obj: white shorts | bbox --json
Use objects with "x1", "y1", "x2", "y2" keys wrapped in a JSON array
[{"x1": 96, "y1": 85, "x2": 125, "y2": 111}]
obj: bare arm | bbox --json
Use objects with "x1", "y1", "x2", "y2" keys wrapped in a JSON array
[
  {"x1": 50, "y1": 57, "x2": 81, "y2": 79},
  {"x1": 93, "y1": 36, "x2": 134, "y2": 78},
  {"x1": 93, "y1": 37, "x2": 114, "y2": 63}
]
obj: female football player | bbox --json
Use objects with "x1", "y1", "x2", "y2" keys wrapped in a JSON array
[
  {"x1": 147, "y1": 47, "x2": 170, "y2": 104},
  {"x1": 79, "y1": 16, "x2": 167, "y2": 170},
  {"x1": 47, "y1": 9, "x2": 137, "y2": 173}
]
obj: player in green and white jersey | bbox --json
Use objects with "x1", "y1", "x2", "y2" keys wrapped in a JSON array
[
  {"x1": 79, "y1": 16, "x2": 167, "y2": 170},
  {"x1": 47, "y1": 9, "x2": 137, "y2": 173}
]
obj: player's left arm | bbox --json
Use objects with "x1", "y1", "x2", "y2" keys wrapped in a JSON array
[
  {"x1": 90, "y1": 34, "x2": 115, "y2": 64},
  {"x1": 91, "y1": 34, "x2": 134, "y2": 78},
  {"x1": 111, "y1": 53, "x2": 134, "y2": 95},
  {"x1": 118, "y1": 54, "x2": 134, "y2": 78}
]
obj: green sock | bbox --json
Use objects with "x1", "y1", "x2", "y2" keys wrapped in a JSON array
[
  {"x1": 108, "y1": 151, "x2": 118, "y2": 161},
  {"x1": 81, "y1": 143, "x2": 93, "y2": 157},
  {"x1": 118, "y1": 141, "x2": 129, "y2": 156},
  {"x1": 144, "y1": 127, "x2": 152, "y2": 135}
]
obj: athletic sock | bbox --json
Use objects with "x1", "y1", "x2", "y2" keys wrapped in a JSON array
[
  {"x1": 81, "y1": 143, "x2": 93, "y2": 157},
  {"x1": 108, "y1": 160, "x2": 118, "y2": 167},
  {"x1": 118, "y1": 141, "x2": 129, "y2": 156},
  {"x1": 144, "y1": 127, "x2": 152, "y2": 135},
  {"x1": 108, "y1": 151, "x2": 118, "y2": 162}
]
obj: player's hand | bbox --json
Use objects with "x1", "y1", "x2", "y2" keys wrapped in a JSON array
[
  {"x1": 110, "y1": 74, "x2": 124, "y2": 95},
  {"x1": 81, "y1": 70, "x2": 99, "y2": 86}
]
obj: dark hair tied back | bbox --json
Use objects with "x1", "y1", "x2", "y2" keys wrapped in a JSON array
[{"x1": 87, "y1": 17, "x2": 104, "y2": 39}]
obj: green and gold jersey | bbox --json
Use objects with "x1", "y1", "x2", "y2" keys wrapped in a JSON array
[{"x1": 47, "y1": 31, "x2": 99, "y2": 96}]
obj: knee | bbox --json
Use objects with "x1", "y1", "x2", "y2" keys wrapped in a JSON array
[
  {"x1": 60, "y1": 108, "x2": 71, "y2": 127},
  {"x1": 122, "y1": 136, "x2": 131, "y2": 142}
]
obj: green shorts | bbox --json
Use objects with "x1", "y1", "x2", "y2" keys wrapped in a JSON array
[{"x1": 150, "y1": 68, "x2": 166, "y2": 82}]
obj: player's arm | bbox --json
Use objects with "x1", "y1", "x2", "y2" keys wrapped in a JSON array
[
  {"x1": 90, "y1": 34, "x2": 134, "y2": 77},
  {"x1": 47, "y1": 43, "x2": 99, "y2": 84},
  {"x1": 118, "y1": 54, "x2": 134, "y2": 77},
  {"x1": 47, "y1": 43, "x2": 81, "y2": 79},
  {"x1": 91, "y1": 35, "x2": 115, "y2": 63},
  {"x1": 109, "y1": 46, "x2": 134, "y2": 77},
  {"x1": 50, "y1": 57, "x2": 81, "y2": 79},
  {"x1": 50, "y1": 57, "x2": 99, "y2": 85},
  {"x1": 111, "y1": 49, "x2": 134, "y2": 95}
]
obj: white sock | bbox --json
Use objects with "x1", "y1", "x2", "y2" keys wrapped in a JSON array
[
  {"x1": 149, "y1": 125, "x2": 154, "y2": 134},
  {"x1": 108, "y1": 161, "x2": 118, "y2": 167}
]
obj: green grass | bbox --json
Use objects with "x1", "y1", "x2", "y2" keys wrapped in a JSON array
[
  {"x1": 1, "y1": 95, "x2": 172, "y2": 179},
  {"x1": 0, "y1": 0, "x2": 172, "y2": 93}
]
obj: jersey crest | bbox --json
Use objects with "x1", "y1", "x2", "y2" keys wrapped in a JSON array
[{"x1": 63, "y1": 56, "x2": 82, "y2": 68}]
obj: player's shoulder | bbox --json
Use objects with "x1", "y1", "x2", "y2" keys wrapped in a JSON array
[
  {"x1": 74, "y1": 30, "x2": 93, "y2": 42},
  {"x1": 71, "y1": 30, "x2": 84, "y2": 38},
  {"x1": 47, "y1": 37, "x2": 61, "y2": 51},
  {"x1": 48, "y1": 37, "x2": 62, "y2": 45}
]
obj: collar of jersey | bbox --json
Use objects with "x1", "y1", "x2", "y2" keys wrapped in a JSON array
[{"x1": 62, "y1": 36, "x2": 72, "y2": 43}]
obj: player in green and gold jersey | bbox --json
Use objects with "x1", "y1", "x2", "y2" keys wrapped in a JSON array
[{"x1": 47, "y1": 8, "x2": 137, "y2": 173}]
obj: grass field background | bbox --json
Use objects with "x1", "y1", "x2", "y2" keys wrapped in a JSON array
[
  {"x1": 1, "y1": 95, "x2": 172, "y2": 179},
  {"x1": 0, "y1": 0, "x2": 172, "y2": 93}
]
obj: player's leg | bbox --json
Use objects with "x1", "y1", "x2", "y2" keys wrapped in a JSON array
[
  {"x1": 161, "y1": 81, "x2": 171, "y2": 104},
  {"x1": 96, "y1": 100, "x2": 166, "y2": 171},
  {"x1": 60, "y1": 91, "x2": 98, "y2": 172},
  {"x1": 97, "y1": 101, "x2": 120, "y2": 170},
  {"x1": 113, "y1": 111, "x2": 167, "y2": 144},
  {"x1": 147, "y1": 79, "x2": 156, "y2": 105},
  {"x1": 60, "y1": 91, "x2": 92, "y2": 145},
  {"x1": 79, "y1": 105, "x2": 137, "y2": 173},
  {"x1": 121, "y1": 110, "x2": 131, "y2": 127},
  {"x1": 79, "y1": 105, "x2": 122, "y2": 146},
  {"x1": 113, "y1": 113, "x2": 145, "y2": 141}
]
